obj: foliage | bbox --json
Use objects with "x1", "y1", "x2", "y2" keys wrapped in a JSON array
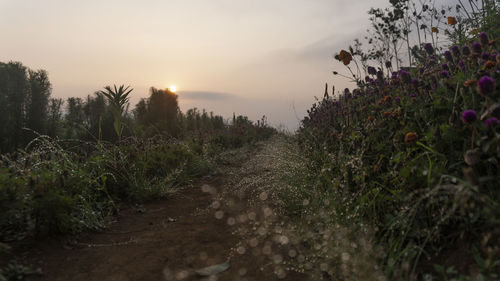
[
  {"x1": 297, "y1": 1, "x2": 500, "y2": 279},
  {"x1": 98, "y1": 85, "x2": 133, "y2": 142}
]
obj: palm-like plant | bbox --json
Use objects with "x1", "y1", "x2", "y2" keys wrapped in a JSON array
[{"x1": 98, "y1": 85, "x2": 133, "y2": 142}]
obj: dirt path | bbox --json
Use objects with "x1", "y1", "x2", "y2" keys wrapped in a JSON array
[{"x1": 15, "y1": 136, "x2": 307, "y2": 281}]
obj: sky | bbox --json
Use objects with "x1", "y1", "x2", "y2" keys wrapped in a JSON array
[{"x1": 0, "y1": 0, "x2": 391, "y2": 130}]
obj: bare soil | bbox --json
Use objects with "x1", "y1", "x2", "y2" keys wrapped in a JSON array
[{"x1": 8, "y1": 139, "x2": 308, "y2": 281}]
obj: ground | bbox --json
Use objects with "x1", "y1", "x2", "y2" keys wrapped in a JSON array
[{"x1": 6, "y1": 136, "x2": 309, "y2": 281}]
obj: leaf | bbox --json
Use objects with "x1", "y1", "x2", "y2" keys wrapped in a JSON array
[{"x1": 195, "y1": 262, "x2": 230, "y2": 276}]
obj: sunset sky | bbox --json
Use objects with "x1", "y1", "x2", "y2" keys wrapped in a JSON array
[{"x1": 0, "y1": 0, "x2": 391, "y2": 129}]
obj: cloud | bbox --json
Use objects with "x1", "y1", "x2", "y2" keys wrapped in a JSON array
[{"x1": 177, "y1": 91, "x2": 237, "y2": 101}]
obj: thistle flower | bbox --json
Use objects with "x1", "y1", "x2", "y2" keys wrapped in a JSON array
[
  {"x1": 451, "y1": 45, "x2": 461, "y2": 57},
  {"x1": 462, "y1": 45, "x2": 471, "y2": 56},
  {"x1": 419, "y1": 67, "x2": 425, "y2": 75},
  {"x1": 399, "y1": 70, "x2": 411, "y2": 83},
  {"x1": 344, "y1": 88, "x2": 350, "y2": 95},
  {"x1": 472, "y1": 42, "x2": 482, "y2": 54},
  {"x1": 441, "y1": 63, "x2": 449, "y2": 71},
  {"x1": 424, "y1": 43, "x2": 434, "y2": 55},
  {"x1": 385, "y1": 61, "x2": 392, "y2": 68},
  {"x1": 479, "y1": 32, "x2": 489, "y2": 46},
  {"x1": 485, "y1": 117, "x2": 499, "y2": 128},
  {"x1": 411, "y1": 78, "x2": 419, "y2": 87},
  {"x1": 440, "y1": 70, "x2": 451, "y2": 78},
  {"x1": 367, "y1": 66, "x2": 377, "y2": 75},
  {"x1": 462, "y1": 110, "x2": 477, "y2": 123},
  {"x1": 410, "y1": 93, "x2": 416, "y2": 98},
  {"x1": 444, "y1": 51, "x2": 453, "y2": 62},
  {"x1": 405, "y1": 132, "x2": 418, "y2": 143},
  {"x1": 458, "y1": 61, "x2": 466, "y2": 71},
  {"x1": 481, "y1": 52, "x2": 490, "y2": 60},
  {"x1": 394, "y1": 96, "x2": 401, "y2": 103},
  {"x1": 477, "y1": 76, "x2": 495, "y2": 94}
]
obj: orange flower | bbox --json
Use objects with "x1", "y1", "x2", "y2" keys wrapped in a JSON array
[
  {"x1": 464, "y1": 79, "x2": 477, "y2": 87},
  {"x1": 361, "y1": 106, "x2": 367, "y2": 112},
  {"x1": 383, "y1": 111, "x2": 390, "y2": 117},
  {"x1": 368, "y1": 116, "x2": 375, "y2": 121},
  {"x1": 484, "y1": 60, "x2": 496, "y2": 69},
  {"x1": 447, "y1": 17, "x2": 457, "y2": 25},
  {"x1": 337, "y1": 50, "x2": 353, "y2": 65},
  {"x1": 392, "y1": 108, "x2": 399, "y2": 118},
  {"x1": 432, "y1": 27, "x2": 439, "y2": 33},
  {"x1": 404, "y1": 132, "x2": 418, "y2": 143}
]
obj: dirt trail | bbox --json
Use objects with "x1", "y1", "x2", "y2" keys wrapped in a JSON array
[{"x1": 16, "y1": 137, "x2": 307, "y2": 281}]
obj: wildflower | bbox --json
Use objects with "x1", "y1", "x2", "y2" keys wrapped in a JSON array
[
  {"x1": 463, "y1": 79, "x2": 477, "y2": 87},
  {"x1": 368, "y1": 116, "x2": 375, "y2": 121},
  {"x1": 451, "y1": 45, "x2": 461, "y2": 57},
  {"x1": 448, "y1": 16, "x2": 458, "y2": 25},
  {"x1": 441, "y1": 63, "x2": 449, "y2": 71},
  {"x1": 410, "y1": 93, "x2": 416, "y2": 98},
  {"x1": 462, "y1": 110, "x2": 477, "y2": 123},
  {"x1": 462, "y1": 45, "x2": 471, "y2": 56},
  {"x1": 477, "y1": 76, "x2": 495, "y2": 94},
  {"x1": 444, "y1": 51, "x2": 453, "y2": 62},
  {"x1": 344, "y1": 88, "x2": 350, "y2": 95},
  {"x1": 385, "y1": 61, "x2": 392, "y2": 68},
  {"x1": 367, "y1": 66, "x2": 377, "y2": 75},
  {"x1": 399, "y1": 70, "x2": 411, "y2": 83},
  {"x1": 383, "y1": 111, "x2": 390, "y2": 117},
  {"x1": 485, "y1": 117, "x2": 499, "y2": 128},
  {"x1": 424, "y1": 43, "x2": 434, "y2": 55},
  {"x1": 392, "y1": 108, "x2": 399, "y2": 118},
  {"x1": 337, "y1": 50, "x2": 353, "y2": 65},
  {"x1": 376, "y1": 70, "x2": 384, "y2": 81},
  {"x1": 404, "y1": 132, "x2": 418, "y2": 143},
  {"x1": 479, "y1": 32, "x2": 489, "y2": 46},
  {"x1": 394, "y1": 96, "x2": 401, "y2": 103},
  {"x1": 472, "y1": 42, "x2": 482, "y2": 54},
  {"x1": 411, "y1": 78, "x2": 419, "y2": 87},
  {"x1": 484, "y1": 60, "x2": 496, "y2": 69},
  {"x1": 458, "y1": 61, "x2": 466, "y2": 71},
  {"x1": 481, "y1": 52, "x2": 490, "y2": 60},
  {"x1": 440, "y1": 70, "x2": 451, "y2": 78}
]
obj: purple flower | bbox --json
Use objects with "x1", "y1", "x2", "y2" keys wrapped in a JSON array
[
  {"x1": 441, "y1": 70, "x2": 451, "y2": 78},
  {"x1": 485, "y1": 117, "x2": 499, "y2": 128},
  {"x1": 376, "y1": 70, "x2": 384, "y2": 81},
  {"x1": 472, "y1": 42, "x2": 482, "y2": 54},
  {"x1": 444, "y1": 51, "x2": 453, "y2": 62},
  {"x1": 462, "y1": 110, "x2": 477, "y2": 123},
  {"x1": 400, "y1": 70, "x2": 411, "y2": 83},
  {"x1": 344, "y1": 88, "x2": 350, "y2": 95},
  {"x1": 441, "y1": 63, "x2": 449, "y2": 71},
  {"x1": 419, "y1": 67, "x2": 425, "y2": 75},
  {"x1": 458, "y1": 61, "x2": 466, "y2": 71},
  {"x1": 479, "y1": 32, "x2": 489, "y2": 46},
  {"x1": 411, "y1": 78, "x2": 419, "y2": 87},
  {"x1": 462, "y1": 45, "x2": 471, "y2": 56},
  {"x1": 394, "y1": 96, "x2": 401, "y2": 102},
  {"x1": 410, "y1": 93, "x2": 416, "y2": 98},
  {"x1": 478, "y1": 76, "x2": 495, "y2": 94},
  {"x1": 385, "y1": 61, "x2": 392, "y2": 68},
  {"x1": 424, "y1": 43, "x2": 434, "y2": 55},
  {"x1": 451, "y1": 45, "x2": 461, "y2": 57},
  {"x1": 481, "y1": 52, "x2": 490, "y2": 60},
  {"x1": 367, "y1": 66, "x2": 377, "y2": 75}
]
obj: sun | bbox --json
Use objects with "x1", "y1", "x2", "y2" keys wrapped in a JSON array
[{"x1": 169, "y1": 85, "x2": 177, "y2": 93}]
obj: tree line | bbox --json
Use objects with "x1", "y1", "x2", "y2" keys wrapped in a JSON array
[{"x1": 0, "y1": 61, "x2": 251, "y2": 153}]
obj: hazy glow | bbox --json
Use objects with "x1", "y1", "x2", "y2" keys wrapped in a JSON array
[
  {"x1": 169, "y1": 85, "x2": 177, "y2": 93},
  {"x1": 0, "y1": 0, "x2": 391, "y2": 129}
]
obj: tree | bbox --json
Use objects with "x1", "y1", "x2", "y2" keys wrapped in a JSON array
[
  {"x1": 135, "y1": 87, "x2": 181, "y2": 136},
  {"x1": 26, "y1": 69, "x2": 51, "y2": 136}
]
